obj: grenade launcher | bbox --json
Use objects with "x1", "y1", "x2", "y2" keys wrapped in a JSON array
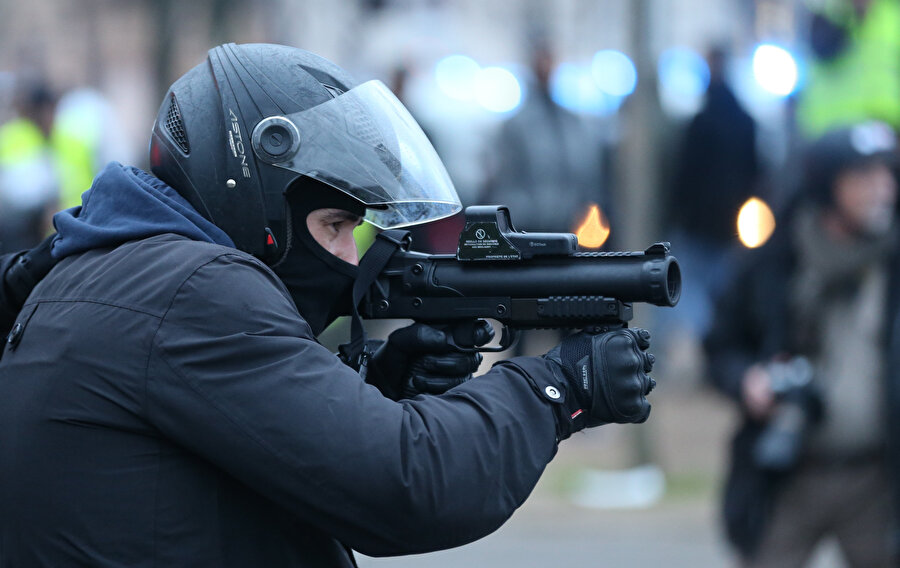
[{"x1": 354, "y1": 206, "x2": 681, "y2": 352}]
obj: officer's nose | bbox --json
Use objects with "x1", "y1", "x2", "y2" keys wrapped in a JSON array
[{"x1": 335, "y1": 233, "x2": 359, "y2": 266}]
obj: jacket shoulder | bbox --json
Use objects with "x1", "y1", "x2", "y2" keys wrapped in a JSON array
[{"x1": 31, "y1": 235, "x2": 292, "y2": 321}]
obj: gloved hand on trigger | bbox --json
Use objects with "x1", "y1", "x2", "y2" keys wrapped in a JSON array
[
  {"x1": 366, "y1": 320, "x2": 495, "y2": 400},
  {"x1": 540, "y1": 328, "x2": 656, "y2": 440}
]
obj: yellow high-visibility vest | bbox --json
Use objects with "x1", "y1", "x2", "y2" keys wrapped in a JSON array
[
  {"x1": 0, "y1": 116, "x2": 95, "y2": 212},
  {"x1": 51, "y1": 128, "x2": 95, "y2": 211},
  {"x1": 0, "y1": 118, "x2": 47, "y2": 166},
  {"x1": 797, "y1": 0, "x2": 900, "y2": 138}
]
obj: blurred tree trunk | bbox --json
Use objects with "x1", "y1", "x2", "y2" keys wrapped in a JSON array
[
  {"x1": 80, "y1": 0, "x2": 103, "y2": 87},
  {"x1": 151, "y1": 0, "x2": 176, "y2": 103},
  {"x1": 619, "y1": 0, "x2": 663, "y2": 252},
  {"x1": 149, "y1": 0, "x2": 241, "y2": 101},
  {"x1": 210, "y1": 0, "x2": 234, "y2": 46},
  {"x1": 619, "y1": 0, "x2": 667, "y2": 467}
]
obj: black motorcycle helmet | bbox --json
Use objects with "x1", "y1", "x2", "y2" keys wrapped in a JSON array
[{"x1": 149, "y1": 43, "x2": 460, "y2": 265}]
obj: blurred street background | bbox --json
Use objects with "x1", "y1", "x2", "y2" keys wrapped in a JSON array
[{"x1": 3, "y1": 0, "x2": 899, "y2": 566}]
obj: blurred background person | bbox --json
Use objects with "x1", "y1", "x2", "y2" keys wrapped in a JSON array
[
  {"x1": 705, "y1": 121, "x2": 900, "y2": 567},
  {"x1": 483, "y1": 37, "x2": 612, "y2": 236},
  {"x1": 0, "y1": 79, "x2": 124, "y2": 255},
  {"x1": 0, "y1": 80, "x2": 60, "y2": 253},
  {"x1": 661, "y1": 46, "x2": 760, "y2": 364}
]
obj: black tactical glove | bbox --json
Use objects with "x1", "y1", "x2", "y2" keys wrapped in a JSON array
[
  {"x1": 541, "y1": 327, "x2": 655, "y2": 440},
  {"x1": 1, "y1": 234, "x2": 58, "y2": 334},
  {"x1": 366, "y1": 320, "x2": 495, "y2": 400}
]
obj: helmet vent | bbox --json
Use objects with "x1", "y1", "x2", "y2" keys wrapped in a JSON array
[{"x1": 164, "y1": 94, "x2": 190, "y2": 154}]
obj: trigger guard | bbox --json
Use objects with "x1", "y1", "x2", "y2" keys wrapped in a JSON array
[
  {"x1": 471, "y1": 325, "x2": 518, "y2": 353},
  {"x1": 443, "y1": 323, "x2": 518, "y2": 353},
  {"x1": 444, "y1": 335, "x2": 477, "y2": 353}
]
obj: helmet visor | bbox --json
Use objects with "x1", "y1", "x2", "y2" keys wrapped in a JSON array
[{"x1": 271, "y1": 80, "x2": 461, "y2": 228}]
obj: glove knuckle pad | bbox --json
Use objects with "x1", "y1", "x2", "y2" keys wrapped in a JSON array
[
  {"x1": 609, "y1": 379, "x2": 644, "y2": 414},
  {"x1": 592, "y1": 331, "x2": 650, "y2": 423}
]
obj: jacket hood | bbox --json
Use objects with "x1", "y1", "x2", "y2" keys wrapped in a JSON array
[{"x1": 52, "y1": 162, "x2": 234, "y2": 259}]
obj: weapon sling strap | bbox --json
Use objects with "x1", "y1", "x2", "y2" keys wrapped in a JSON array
[{"x1": 339, "y1": 228, "x2": 410, "y2": 379}]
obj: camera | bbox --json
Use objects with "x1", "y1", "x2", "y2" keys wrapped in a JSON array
[{"x1": 753, "y1": 356, "x2": 821, "y2": 472}]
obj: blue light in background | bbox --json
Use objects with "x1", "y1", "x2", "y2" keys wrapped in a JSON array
[
  {"x1": 592, "y1": 50, "x2": 637, "y2": 97},
  {"x1": 752, "y1": 44, "x2": 799, "y2": 96},
  {"x1": 474, "y1": 66, "x2": 523, "y2": 113},
  {"x1": 657, "y1": 47, "x2": 710, "y2": 117},
  {"x1": 658, "y1": 48, "x2": 710, "y2": 98},
  {"x1": 435, "y1": 55, "x2": 481, "y2": 101},
  {"x1": 551, "y1": 62, "x2": 623, "y2": 116}
]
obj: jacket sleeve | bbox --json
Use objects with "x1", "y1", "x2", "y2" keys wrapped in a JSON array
[
  {"x1": 0, "y1": 251, "x2": 25, "y2": 336},
  {"x1": 704, "y1": 255, "x2": 768, "y2": 402},
  {"x1": 144, "y1": 254, "x2": 560, "y2": 556}
]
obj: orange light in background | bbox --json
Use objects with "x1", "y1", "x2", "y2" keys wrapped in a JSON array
[
  {"x1": 737, "y1": 197, "x2": 776, "y2": 248},
  {"x1": 575, "y1": 205, "x2": 611, "y2": 248}
]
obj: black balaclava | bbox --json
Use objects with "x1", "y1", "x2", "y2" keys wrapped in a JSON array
[{"x1": 273, "y1": 179, "x2": 365, "y2": 335}]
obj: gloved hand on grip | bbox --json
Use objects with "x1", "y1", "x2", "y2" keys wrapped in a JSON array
[
  {"x1": 541, "y1": 327, "x2": 656, "y2": 439},
  {"x1": 365, "y1": 320, "x2": 495, "y2": 400}
]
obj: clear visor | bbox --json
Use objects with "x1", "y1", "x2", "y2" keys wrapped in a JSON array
[{"x1": 270, "y1": 80, "x2": 461, "y2": 228}]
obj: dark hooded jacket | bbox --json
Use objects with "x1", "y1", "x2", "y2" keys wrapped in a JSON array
[{"x1": 0, "y1": 163, "x2": 563, "y2": 567}]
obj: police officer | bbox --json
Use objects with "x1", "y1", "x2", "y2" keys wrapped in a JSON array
[{"x1": 0, "y1": 44, "x2": 655, "y2": 567}]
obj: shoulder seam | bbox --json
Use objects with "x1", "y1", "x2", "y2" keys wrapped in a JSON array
[
  {"x1": 22, "y1": 298, "x2": 164, "y2": 319},
  {"x1": 141, "y1": 252, "x2": 260, "y2": 418}
]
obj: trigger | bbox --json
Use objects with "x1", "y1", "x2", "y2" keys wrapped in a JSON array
[{"x1": 498, "y1": 326, "x2": 519, "y2": 351}]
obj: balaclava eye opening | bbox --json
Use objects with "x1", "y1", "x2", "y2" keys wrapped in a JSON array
[{"x1": 273, "y1": 178, "x2": 366, "y2": 335}]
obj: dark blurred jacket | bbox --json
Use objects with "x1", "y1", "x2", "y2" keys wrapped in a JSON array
[
  {"x1": 704, "y1": 207, "x2": 900, "y2": 555},
  {"x1": 0, "y1": 253, "x2": 23, "y2": 333},
  {"x1": 0, "y1": 165, "x2": 562, "y2": 567},
  {"x1": 670, "y1": 83, "x2": 758, "y2": 245}
]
